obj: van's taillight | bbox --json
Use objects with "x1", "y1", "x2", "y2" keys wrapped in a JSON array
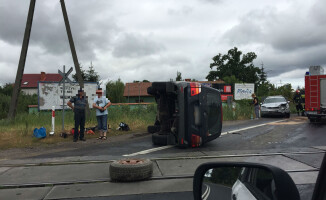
[
  {"x1": 191, "y1": 134, "x2": 202, "y2": 147},
  {"x1": 190, "y1": 82, "x2": 201, "y2": 96}
]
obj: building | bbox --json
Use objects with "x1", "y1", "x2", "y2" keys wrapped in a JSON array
[
  {"x1": 123, "y1": 82, "x2": 155, "y2": 103},
  {"x1": 21, "y1": 72, "x2": 62, "y2": 95}
]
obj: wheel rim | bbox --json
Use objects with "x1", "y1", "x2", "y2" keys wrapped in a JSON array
[{"x1": 119, "y1": 159, "x2": 144, "y2": 165}]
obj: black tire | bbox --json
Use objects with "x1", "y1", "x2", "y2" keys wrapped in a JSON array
[
  {"x1": 147, "y1": 86, "x2": 156, "y2": 96},
  {"x1": 110, "y1": 159, "x2": 153, "y2": 182},
  {"x1": 147, "y1": 125, "x2": 160, "y2": 134},
  {"x1": 152, "y1": 133, "x2": 168, "y2": 146},
  {"x1": 152, "y1": 82, "x2": 167, "y2": 92},
  {"x1": 285, "y1": 113, "x2": 290, "y2": 118}
]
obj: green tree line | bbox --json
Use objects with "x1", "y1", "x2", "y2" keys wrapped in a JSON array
[
  {"x1": 0, "y1": 84, "x2": 38, "y2": 119},
  {"x1": 207, "y1": 47, "x2": 295, "y2": 100}
]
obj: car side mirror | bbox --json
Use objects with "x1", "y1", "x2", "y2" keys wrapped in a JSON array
[{"x1": 193, "y1": 162, "x2": 300, "y2": 200}]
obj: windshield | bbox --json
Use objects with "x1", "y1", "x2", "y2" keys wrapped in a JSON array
[
  {"x1": 1, "y1": 0, "x2": 322, "y2": 199},
  {"x1": 263, "y1": 98, "x2": 286, "y2": 104}
]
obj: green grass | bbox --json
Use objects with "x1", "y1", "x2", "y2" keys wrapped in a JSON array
[
  {"x1": 0, "y1": 105, "x2": 156, "y2": 149},
  {"x1": 1, "y1": 101, "x2": 288, "y2": 150},
  {"x1": 222, "y1": 104, "x2": 254, "y2": 121}
]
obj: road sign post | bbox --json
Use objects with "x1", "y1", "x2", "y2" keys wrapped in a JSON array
[{"x1": 59, "y1": 65, "x2": 73, "y2": 133}]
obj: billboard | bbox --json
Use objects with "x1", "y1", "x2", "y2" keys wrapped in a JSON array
[
  {"x1": 234, "y1": 83, "x2": 255, "y2": 100},
  {"x1": 38, "y1": 82, "x2": 98, "y2": 110}
]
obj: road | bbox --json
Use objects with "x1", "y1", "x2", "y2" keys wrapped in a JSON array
[
  {"x1": 0, "y1": 116, "x2": 325, "y2": 199},
  {"x1": 202, "y1": 182, "x2": 231, "y2": 200}
]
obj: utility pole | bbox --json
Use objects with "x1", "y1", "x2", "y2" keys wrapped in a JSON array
[
  {"x1": 60, "y1": 0, "x2": 84, "y2": 88},
  {"x1": 8, "y1": 0, "x2": 36, "y2": 119},
  {"x1": 60, "y1": 0, "x2": 90, "y2": 117}
]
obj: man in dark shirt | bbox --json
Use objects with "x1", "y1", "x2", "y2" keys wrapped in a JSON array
[
  {"x1": 67, "y1": 89, "x2": 87, "y2": 142},
  {"x1": 293, "y1": 90, "x2": 303, "y2": 116},
  {"x1": 252, "y1": 93, "x2": 259, "y2": 119}
]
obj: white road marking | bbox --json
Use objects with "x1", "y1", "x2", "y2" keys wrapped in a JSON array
[
  {"x1": 123, "y1": 145, "x2": 173, "y2": 157},
  {"x1": 123, "y1": 119, "x2": 288, "y2": 156},
  {"x1": 202, "y1": 184, "x2": 210, "y2": 200},
  {"x1": 220, "y1": 119, "x2": 288, "y2": 136}
]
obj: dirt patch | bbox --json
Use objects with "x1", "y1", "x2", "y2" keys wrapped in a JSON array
[{"x1": 269, "y1": 117, "x2": 308, "y2": 125}]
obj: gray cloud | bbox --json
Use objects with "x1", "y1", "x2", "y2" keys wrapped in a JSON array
[
  {"x1": 112, "y1": 33, "x2": 165, "y2": 58},
  {"x1": 1, "y1": 0, "x2": 325, "y2": 88},
  {"x1": 168, "y1": 6, "x2": 193, "y2": 16},
  {"x1": 222, "y1": 3, "x2": 326, "y2": 52},
  {"x1": 219, "y1": 0, "x2": 326, "y2": 81},
  {"x1": 0, "y1": 0, "x2": 120, "y2": 59}
]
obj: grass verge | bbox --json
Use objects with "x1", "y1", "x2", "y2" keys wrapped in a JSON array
[{"x1": 0, "y1": 105, "x2": 156, "y2": 150}]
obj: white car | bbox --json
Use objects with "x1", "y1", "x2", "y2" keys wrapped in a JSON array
[
  {"x1": 232, "y1": 167, "x2": 277, "y2": 200},
  {"x1": 260, "y1": 96, "x2": 290, "y2": 118}
]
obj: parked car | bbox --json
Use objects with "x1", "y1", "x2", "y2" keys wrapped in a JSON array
[{"x1": 260, "y1": 96, "x2": 290, "y2": 118}]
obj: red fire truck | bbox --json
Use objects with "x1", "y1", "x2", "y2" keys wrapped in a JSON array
[{"x1": 305, "y1": 66, "x2": 326, "y2": 122}]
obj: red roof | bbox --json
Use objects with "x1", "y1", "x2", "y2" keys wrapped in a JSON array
[
  {"x1": 21, "y1": 73, "x2": 62, "y2": 88},
  {"x1": 123, "y1": 82, "x2": 152, "y2": 97}
]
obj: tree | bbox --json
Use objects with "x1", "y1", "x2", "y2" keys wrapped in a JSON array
[
  {"x1": 257, "y1": 81, "x2": 275, "y2": 98},
  {"x1": 206, "y1": 47, "x2": 261, "y2": 84},
  {"x1": 271, "y1": 83, "x2": 293, "y2": 100},
  {"x1": 72, "y1": 64, "x2": 87, "y2": 81},
  {"x1": 86, "y1": 62, "x2": 100, "y2": 82},
  {"x1": 0, "y1": 83, "x2": 37, "y2": 119},
  {"x1": 106, "y1": 78, "x2": 125, "y2": 103},
  {"x1": 176, "y1": 71, "x2": 182, "y2": 81},
  {"x1": 142, "y1": 80, "x2": 150, "y2": 82},
  {"x1": 223, "y1": 75, "x2": 241, "y2": 84},
  {"x1": 259, "y1": 63, "x2": 267, "y2": 85},
  {"x1": 72, "y1": 62, "x2": 99, "y2": 82}
]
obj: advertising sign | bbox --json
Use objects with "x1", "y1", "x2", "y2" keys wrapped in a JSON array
[
  {"x1": 234, "y1": 83, "x2": 255, "y2": 100},
  {"x1": 38, "y1": 82, "x2": 98, "y2": 110}
]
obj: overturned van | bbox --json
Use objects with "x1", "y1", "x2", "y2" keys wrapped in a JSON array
[{"x1": 147, "y1": 82, "x2": 222, "y2": 148}]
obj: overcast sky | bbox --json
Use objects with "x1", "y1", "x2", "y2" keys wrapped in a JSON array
[{"x1": 1, "y1": 0, "x2": 325, "y2": 89}]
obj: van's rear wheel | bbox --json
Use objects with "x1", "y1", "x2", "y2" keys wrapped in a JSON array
[
  {"x1": 147, "y1": 86, "x2": 156, "y2": 96},
  {"x1": 152, "y1": 133, "x2": 168, "y2": 146},
  {"x1": 147, "y1": 125, "x2": 160, "y2": 134}
]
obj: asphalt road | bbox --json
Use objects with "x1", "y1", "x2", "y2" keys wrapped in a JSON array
[
  {"x1": 26, "y1": 115, "x2": 326, "y2": 160},
  {"x1": 202, "y1": 182, "x2": 232, "y2": 200},
  {"x1": 1, "y1": 115, "x2": 325, "y2": 200}
]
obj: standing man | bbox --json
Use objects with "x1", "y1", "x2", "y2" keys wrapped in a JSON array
[
  {"x1": 252, "y1": 93, "x2": 259, "y2": 119},
  {"x1": 93, "y1": 88, "x2": 111, "y2": 140},
  {"x1": 67, "y1": 88, "x2": 87, "y2": 142},
  {"x1": 293, "y1": 90, "x2": 304, "y2": 116}
]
